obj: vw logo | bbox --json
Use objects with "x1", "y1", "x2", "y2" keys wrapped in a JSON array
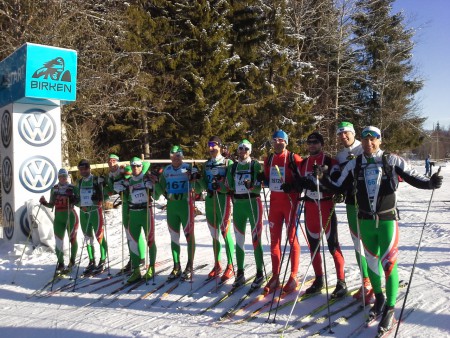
[
  {"x1": 19, "y1": 156, "x2": 57, "y2": 193},
  {"x1": 3, "y1": 203, "x2": 14, "y2": 240},
  {"x1": 1, "y1": 156, "x2": 13, "y2": 194},
  {"x1": 18, "y1": 108, "x2": 56, "y2": 146},
  {"x1": 1, "y1": 109, "x2": 12, "y2": 148},
  {"x1": 20, "y1": 208, "x2": 31, "y2": 237}
]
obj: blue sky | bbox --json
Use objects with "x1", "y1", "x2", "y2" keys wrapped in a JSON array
[{"x1": 392, "y1": 0, "x2": 450, "y2": 130}]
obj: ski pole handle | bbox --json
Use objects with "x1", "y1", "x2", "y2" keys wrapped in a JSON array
[{"x1": 274, "y1": 165, "x2": 283, "y2": 182}]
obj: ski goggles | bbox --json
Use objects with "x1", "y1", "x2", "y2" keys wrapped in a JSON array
[
  {"x1": 170, "y1": 152, "x2": 183, "y2": 158},
  {"x1": 208, "y1": 141, "x2": 219, "y2": 147},
  {"x1": 238, "y1": 146, "x2": 250, "y2": 151},
  {"x1": 361, "y1": 129, "x2": 381, "y2": 139}
]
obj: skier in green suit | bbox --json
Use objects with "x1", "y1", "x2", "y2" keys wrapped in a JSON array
[
  {"x1": 194, "y1": 136, "x2": 235, "y2": 282},
  {"x1": 226, "y1": 139, "x2": 265, "y2": 289}
]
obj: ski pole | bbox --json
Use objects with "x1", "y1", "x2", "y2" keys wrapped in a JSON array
[
  {"x1": 215, "y1": 189, "x2": 236, "y2": 280},
  {"x1": 11, "y1": 203, "x2": 43, "y2": 285},
  {"x1": 120, "y1": 191, "x2": 125, "y2": 278},
  {"x1": 267, "y1": 164, "x2": 300, "y2": 322},
  {"x1": 281, "y1": 200, "x2": 336, "y2": 335},
  {"x1": 152, "y1": 187, "x2": 157, "y2": 285},
  {"x1": 355, "y1": 200, "x2": 367, "y2": 311},
  {"x1": 394, "y1": 167, "x2": 441, "y2": 337},
  {"x1": 314, "y1": 163, "x2": 334, "y2": 334},
  {"x1": 145, "y1": 187, "x2": 151, "y2": 285},
  {"x1": 66, "y1": 200, "x2": 73, "y2": 280},
  {"x1": 212, "y1": 189, "x2": 220, "y2": 289},
  {"x1": 262, "y1": 187, "x2": 270, "y2": 243},
  {"x1": 99, "y1": 183, "x2": 111, "y2": 276},
  {"x1": 269, "y1": 199, "x2": 305, "y2": 323},
  {"x1": 245, "y1": 178, "x2": 268, "y2": 282},
  {"x1": 72, "y1": 209, "x2": 92, "y2": 291}
]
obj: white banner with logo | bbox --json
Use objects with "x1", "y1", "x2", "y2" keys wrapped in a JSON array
[{"x1": 1, "y1": 103, "x2": 61, "y2": 242}]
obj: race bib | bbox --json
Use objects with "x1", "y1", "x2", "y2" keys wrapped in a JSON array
[
  {"x1": 365, "y1": 163, "x2": 381, "y2": 199},
  {"x1": 130, "y1": 188, "x2": 148, "y2": 204},
  {"x1": 235, "y1": 172, "x2": 251, "y2": 194},
  {"x1": 305, "y1": 176, "x2": 322, "y2": 200},
  {"x1": 80, "y1": 188, "x2": 93, "y2": 207},
  {"x1": 269, "y1": 166, "x2": 284, "y2": 192}
]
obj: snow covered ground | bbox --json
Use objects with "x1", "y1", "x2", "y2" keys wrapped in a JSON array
[{"x1": 1, "y1": 163, "x2": 449, "y2": 338}]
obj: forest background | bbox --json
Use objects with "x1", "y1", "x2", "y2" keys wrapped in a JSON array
[{"x1": 1, "y1": 0, "x2": 449, "y2": 165}]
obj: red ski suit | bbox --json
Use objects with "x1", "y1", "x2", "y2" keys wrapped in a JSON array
[
  {"x1": 264, "y1": 150, "x2": 302, "y2": 276},
  {"x1": 300, "y1": 152, "x2": 345, "y2": 280}
]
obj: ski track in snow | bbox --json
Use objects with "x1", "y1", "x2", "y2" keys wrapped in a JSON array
[{"x1": 1, "y1": 164, "x2": 449, "y2": 337}]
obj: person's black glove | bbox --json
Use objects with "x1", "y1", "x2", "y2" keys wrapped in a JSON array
[
  {"x1": 211, "y1": 181, "x2": 220, "y2": 191},
  {"x1": 429, "y1": 172, "x2": 443, "y2": 189},
  {"x1": 281, "y1": 182, "x2": 292, "y2": 193},
  {"x1": 244, "y1": 179, "x2": 253, "y2": 190},
  {"x1": 333, "y1": 193, "x2": 345, "y2": 203},
  {"x1": 256, "y1": 172, "x2": 265, "y2": 182},
  {"x1": 312, "y1": 164, "x2": 328, "y2": 179},
  {"x1": 97, "y1": 175, "x2": 105, "y2": 186},
  {"x1": 150, "y1": 165, "x2": 163, "y2": 181},
  {"x1": 190, "y1": 166, "x2": 201, "y2": 180}
]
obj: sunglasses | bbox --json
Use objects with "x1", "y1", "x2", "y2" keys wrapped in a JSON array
[
  {"x1": 361, "y1": 130, "x2": 381, "y2": 139},
  {"x1": 58, "y1": 174, "x2": 68, "y2": 178},
  {"x1": 170, "y1": 152, "x2": 183, "y2": 157},
  {"x1": 306, "y1": 139, "x2": 320, "y2": 145},
  {"x1": 238, "y1": 146, "x2": 250, "y2": 151},
  {"x1": 131, "y1": 164, "x2": 142, "y2": 168},
  {"x1": 208, "y1": 141, "x2": 219, "y2": 147}
]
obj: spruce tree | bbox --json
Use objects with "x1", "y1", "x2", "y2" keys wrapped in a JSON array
[{"x1": 352, "y1": 0, "x2": 424, "y2": 150}]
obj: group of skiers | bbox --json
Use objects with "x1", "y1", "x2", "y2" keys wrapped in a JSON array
[{"x1": 40, "y1": 122, "x2": 443, "y2": 336}]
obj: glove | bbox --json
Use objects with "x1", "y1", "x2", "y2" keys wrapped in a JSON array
[
  {"x1": 243, "y1": 179, "x2": 253, "y2": 190},
  {"x1": 211, "y1": 181, "x2": 220, "y2": 191},
  {"x1": 190, "y1": 166, "x2": 201, "y2": 180},
  {"x1": 429, "y1": 172, "x2": 443, "y2": 189},
  {"x1": 280, "y1": 182, "x2": 292, "y2": 193},
  {"x1": 333, "y1": 194, "x2": 345, "y2": 203},
  {"x1": 312, "y1": 164, "x2": 328, "y2": 179},
  {"x1": 256, "y1": 171, "x2": 265, "y2": 182},
  {"x1": 39, "y1": 196, "x2": 47, "y2": 205},
  {"x1": 145, "y1": 180, "x2": 153, "y2": 190}
]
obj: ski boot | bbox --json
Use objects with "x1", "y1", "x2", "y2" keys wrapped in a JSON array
[
  {"x1": 143, "y1": 265, "x2": 155, "y2": 280},
  {"x1": 208, "y1": 262, "x2": 222, "y2": 279},
  {"x1": 378, "y1": 305, "x2": 395, "y2": 334},
  {"x1": 221, "y1": 264, "x2": 234, "y2": 282},
  {"x1": 331, "y1": 279, "x2": 347, "y2": 298},
  {"x1": 83, "y1": 259, "x2": 96, "y2": 275},
  {"x1": 305, "y1": 276, "x2": 324, "y2": 294},
  {"x1": 264, "y1": 274, "x2": 280, "y2": 295},
  {"x1": 369, "y1": 293, "x2": 386, "y2": 321},
  {"x1": 120, "y1": 260, "x2": 132, "y2": 274},
  {"x1": 232, "y1": 269, "x2": 245, "y2": 288},
  {"x1": 251, "y1": 270, "x2": 264, "y2": 289},
  {"x1": 353, "y1": 277, "x2": 374, "y2": 304},
  {"x1": 127, "y1": 267, "x2": 142, "y2": 284},
  {"x1": 63, "y1": 258, "x2": 75, "y2": 274},
  {"x1": 181, "y1": 262, "x2": 193, "y2": 280},
  {"x1": 55, "y1": 262, "x2": 65, "y2": 275},
  {"x1": 94, "y1": 259, "x2": 106, "y2": 273},
  {"x1": 283, "y1": 274, "x2": 298, "y2": 294},
  {"x1": 168, "y1": 263, "x2": 182, "y2": 281}
]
